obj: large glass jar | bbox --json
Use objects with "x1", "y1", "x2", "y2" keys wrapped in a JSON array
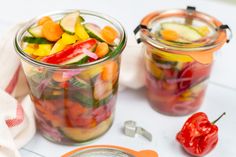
[{"x1": 15, "y1": 10, "x2": 127, "y2": 145}]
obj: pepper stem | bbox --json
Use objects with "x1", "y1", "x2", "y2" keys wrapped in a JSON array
[{"x1": 212, "y1": 112, "x2": 226, "y2": 124}]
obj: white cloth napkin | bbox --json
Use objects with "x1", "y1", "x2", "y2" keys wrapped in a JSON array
[
  {"x1": 0, "y1": 24, "x2": 36, "y2": 157},
  {"x1": 119, "y1": 35, "x2": 145, "y2": 90},
  {"x1": 0, "y1": 24, "x2": 144, "y2": 157}
]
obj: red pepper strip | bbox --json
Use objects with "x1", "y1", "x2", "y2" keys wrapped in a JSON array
[
  {"x1": 41, "y1": 39, "x2": 97, "y2": 64},
  {"x1": 176, "y1": 112, "x2": 225, "y2": 157}
]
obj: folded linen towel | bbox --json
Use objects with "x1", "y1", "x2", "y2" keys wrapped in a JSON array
[{"x1": 0, "y1": 24, "x2": 36, "y2": 157}]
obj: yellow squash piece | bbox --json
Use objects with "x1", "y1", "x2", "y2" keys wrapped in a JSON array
[
  {"x1": 80, "y1": 65, "x2": 103, "y2": 80},
  {"x1": 61, "y1": 117, "x2": 113, "y2": 142},
  {"x1": 75, "y1": 22, "x2": 89, "y2": 41},
  {"x1": 151, "y1": 49, "x2": 194, "y2": 63},
  {"x1": 61, "y1": 33, "x2": 78, "y2": 45},
  {"x1": 195, "y1": 26, "x2": 210, "y2": 37},
  {"x1": 23, "y1": 45, "x2": 37, "y2": 55},
  {"x1": 145, "y1": 58, "x2": 163, "y2": 79},
  {"x1": 50, "y1": 39, "x2": 67, "y2": 54},
  {"x1": 33, "y1": 44, "x2": 52, "y2": 56}
]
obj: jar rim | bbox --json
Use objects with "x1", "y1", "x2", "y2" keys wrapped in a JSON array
[
  {"x1": 139, "y1": 8, "x2": 228, "y2": 52},
  {"x1": 14, "y1": 9, "x2": 127, "y2": 69}
]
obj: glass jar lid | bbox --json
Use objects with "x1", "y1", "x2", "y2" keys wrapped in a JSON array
[
  {"x1": 134, "y1": 6, "x2": 232, "y2": 64},
  {"x1": 66, "y1": 148, "x2": 134, "y2": 157},
  {"x1": 62, "y1": 145, "x2": 158, "y2": 157},
  {"x1": 136, "y1": 6, "x2": 230, "y2": 52}
]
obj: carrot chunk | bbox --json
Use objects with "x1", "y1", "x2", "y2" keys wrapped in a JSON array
[
  {"x1": 52, "y1": 71, "x2": 71, "y2": 82},
  {"x1": 101, "y1": 26, "x2": 118, "y2": 44},
  {"x1": 160, "y1": 29, "x2": 179, "y2": 41},
  {"x1": 101, "y1": 61, "x2": 118, "y2": 82},
  {"x1": 42, "y1": 21, "x2": 64, "y2": 41},
  {"x1": 38, "y1": 16, "x2": 53, "y2": 26},
  {"x1": 95, "y1": 42, "x2": 109, "y2": 58}
]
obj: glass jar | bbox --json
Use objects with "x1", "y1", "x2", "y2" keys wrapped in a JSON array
[
  {"x1": 135, "y1": 7, "x2": 231, "y2": 116},
  {"x1": 15, "y1": 10, "x2": 127, "y2": 145}
]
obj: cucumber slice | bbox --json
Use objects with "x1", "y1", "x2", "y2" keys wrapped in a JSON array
[
  {"x1": 152, "y1": 54, "x2": 178, "y2": 66},
  {"x1": 80, "y1": 66, "x2": 103, "y2": 80},
  {"x1": 84, "y1": 23, "x2": 105, "y2": 42},
  {"x1": 70, "y1": 77, "x2": 91, "y2": 89},
  {"x1": 190, "y1": 80, "x2": 206, "y2": 94},
  {"x1": 73, "y1": 92, "x2": 95, "y2": 108},
  {"x1": 60, "y1": 11, "x2": 80, "y2": 34},
  {"x1": 70, "y1": 56, "x2": 89, "y2": 65},
  {"x1": 28, "y1": 25, "x2": 43, "y2": 37},
  {"x1": 60, "y1": 53, "x2": 87, "y2": 65},
  {"x1": 23, "y1": 36, "x2": 52, "y2": 44},
  {"x1": 161, "y1": 22, "x2": 202, "y2": 41},
  {"x1": 84, "y1": 23, "x2": 117, "y2": 46},
  {"x1": 79, "y1": 16, "x2": 85, "y2": 23}
]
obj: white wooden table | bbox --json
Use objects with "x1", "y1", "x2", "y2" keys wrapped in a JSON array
[{"x1": 0, "y1": 0, "x2": 236, "y2": 156}]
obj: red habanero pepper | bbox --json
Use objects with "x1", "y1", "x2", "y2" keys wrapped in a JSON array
[
  {"x1": 176, "y1": 112, "x2": 225, "y2": 157},
  {"x1": 41, "y1": 39, "x2": 97, "y2": 64}
]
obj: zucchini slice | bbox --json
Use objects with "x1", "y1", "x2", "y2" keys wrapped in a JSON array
[
  {"x1": 60, "y1": 53, "x2": 87, "y2": 65},
  {"x1": 79, "y1": 16, "x2": 85, "y2": 23},
  {"x1": 60, "y1": 11, "x2": 80, "y2": 34},
  {"x1": 28, "y1": 25, "x2": 43, "y2": 37},
  {"x1": 70, "y1": 77, "x2": 91, "y2": 89},
  {"x1": 161, "y1": 22, "x2": 202, "y2": 41},
  {"x1": 23, "y1": 36, "x2": 52, "y2": 44},
  {"x1": 84, "y1": 23, "x2": 105, "y2": 42}
]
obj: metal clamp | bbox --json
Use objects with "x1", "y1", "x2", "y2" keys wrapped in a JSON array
[
  {"x1": 187, "y1": 6, "x2": 196, "y2": 12},
  {"x1": 133, "y1": 24, "x2": 150, "y2": 44},
  {"x1": 185, "y1": 6, "x2": 196, "y2": 25},
  {"x1": 124, "y1": 120, "x2": 152, "y2": 142},
  {"x1": 216, "y1": 24, "x2": 233, "y2": 43}
]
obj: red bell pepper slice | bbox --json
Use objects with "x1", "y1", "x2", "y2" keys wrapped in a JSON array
[{"x1": 41, "y1": 39, "x2": 97, "y2": 64}]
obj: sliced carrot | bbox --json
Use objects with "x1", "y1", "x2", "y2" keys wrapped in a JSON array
[
  {"x1": 42, "y1": 21, "x2": 64, "y2": 41},
  {"x1": 44, "y1": 101, "x2": 57, "y2": 112},
  {"x1": 35, "y1": 102, "x2": 46, "y2": 113},
  {"x1": 95, "y1": 42, "x2": 109, "y2": 58},
  {"x1": 43, "y1": 112, "x2": 65, "y2": 127},
  {"x1": 38, "y1": 16, "x2": 53, "y2": 26},
  {"x1": 52, "y1": 71, "x2": 71, "y2": 82},
  {"x1": 101, "y1": 26, "x2": 118, "y2": 44},
  {"x1": 101, "y1": 61, "x2": 118, "y2": 82},
  {"x1": 160, "y1": 29, "x2": 179, "y2": 41},
  {"x1": 67, "y1": 104, "x2": 87, "y2": 120}
]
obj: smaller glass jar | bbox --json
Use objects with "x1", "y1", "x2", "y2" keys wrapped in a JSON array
[{"x1": 135, "y1": 7, "x2": 230, "y2": 116}]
